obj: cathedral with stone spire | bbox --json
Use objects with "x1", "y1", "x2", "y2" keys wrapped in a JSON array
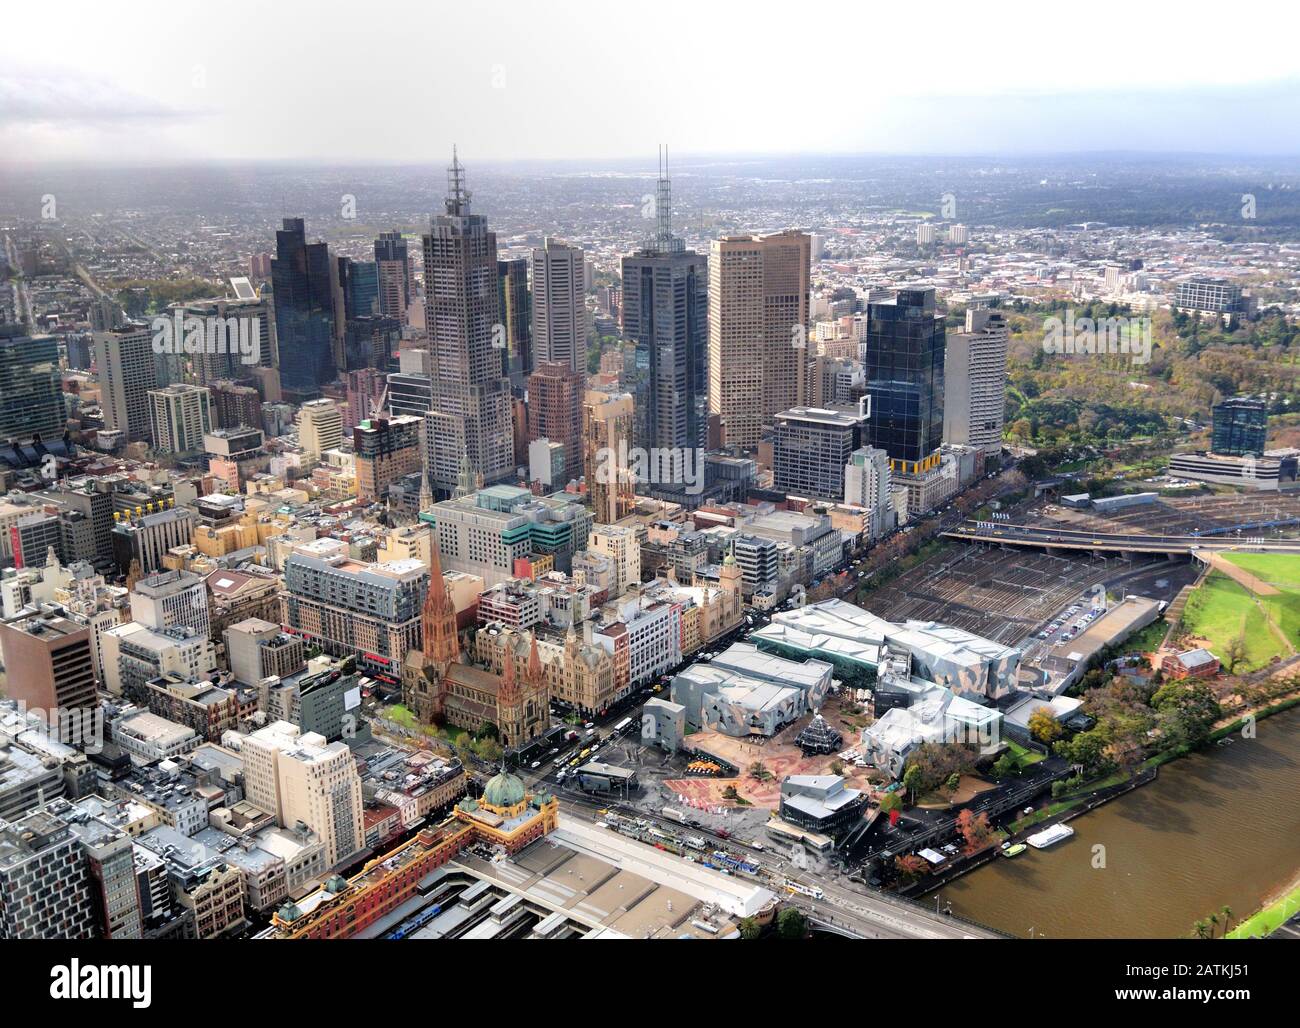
[{"x1": 401, "y1": 539, "x2": 549, "y2": 748}]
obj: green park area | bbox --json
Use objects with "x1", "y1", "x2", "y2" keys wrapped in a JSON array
[
  {"x1": 1227, "y1": 880, "x2": 1300, "y2": 939},
  {"x1": 1180, "y1": 553, "x2": 1300, "y2": 673}
]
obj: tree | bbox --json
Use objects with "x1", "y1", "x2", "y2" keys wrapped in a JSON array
[
  {"x1": 878, "y1": 791, "x2": 903, "y2": 814},
  {"x1": 1152, "y1": 680, "x2": 1221, "y2": 753},
  {"x1": 945, "y1": 772, "x2": 962, "y2": 794},
  {"x1": 1222, "y1": 634, "x2": 1248, "y2": 675},
  {"x1": 748, "y1": 761, "x2": 773, "y2": 782},
  {"x1": 738, "y1": 916, "x2": 762, "y2": 940},
  {"x1": 1055, "y1": 727, "x2": 1115, "y2": 777},
  {"x1": 830, "y1": 759, "x2": 846, "y2": 776},
  {"x1": 893, "y1": 853, "x2": 929, "y2": 884},
  {"x1": 1027, "y1": 706, "x2": 1063, "y2": 745},
  {"x1": 902, "y1": 764, "x2": 924, "y2": 804},
  {"x1": 776, "y1": 906, "x2": 808, "y2": 939},
  {"x1": 956, "y1": 808, "x2": 993, "y2": 853}
]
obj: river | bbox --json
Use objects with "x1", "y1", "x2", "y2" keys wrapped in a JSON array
[{"x1": 941, "y1": 707, "x2": 1300, "y2": 938}]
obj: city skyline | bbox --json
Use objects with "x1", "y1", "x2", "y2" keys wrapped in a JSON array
[{"x1": 0, "y1": 0, "x2": 1298, "y2": 971}]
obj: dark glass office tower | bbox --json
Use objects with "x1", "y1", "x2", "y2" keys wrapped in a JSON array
[
  {"x1": 497, "y1": 257, "x2": 532, "y2": 390},
  {"x1": 341, "y1": 258, "x2": 380, "y2": 319},
  {"x1": 271, "y1": 218, "x2": 336, "y2": 402},
  {"x1": 335, "y1": 258, "x2": 395, "y2": 371},
  {"x1": 865, "y1": 287, "x2": 946, "y2": 473},
  {"x1": 620, "y1": 150, "x2": 707, "y2": 457},
  {"x1": 375, "y1": 231, "x2": 413, "y2": 322},
  {"x1": 0, "y1": 327, "x2": 64, "y2": 443},
  {"x1": 1211, "y1": 396, "x2": 1267, "y2": 457}
]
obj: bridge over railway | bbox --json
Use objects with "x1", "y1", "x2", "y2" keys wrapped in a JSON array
[{"x1": 945, "y1": 521, "x2": 1300, "y2": 556}]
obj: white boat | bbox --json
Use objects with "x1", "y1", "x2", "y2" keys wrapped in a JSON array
[{"x1": 1026, "y1": 824, "x2": 1075, "y2": 849}]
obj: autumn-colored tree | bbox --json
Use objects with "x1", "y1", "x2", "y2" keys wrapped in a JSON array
[
  {"x1": 1027, "y1": 706, "x2": 1063, "y2": 745},
  {"x1": 956, "y1": 808, "x2": 993, "y2": 853},
  {"x1": 894, "y1": 854, "x2": 929, "y2": 882}
]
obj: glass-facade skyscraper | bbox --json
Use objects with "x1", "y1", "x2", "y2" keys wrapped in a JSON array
[
  {"x1": 0, "y1": 328, "x2": 64, "y2": 443},
  {"x1": 1211, "y1": 396, "x2": 1268, "y2": 457},
  {"x1": 271, "y1": 217, "x2": 336, "y2": 402},
  {"x1": 621, "y1": 154, "x2": 707, "y2": 459},
  {"x1": 497, "y1": 257, "x2": 532, "y2": 389},
  {"x1": 865, "y1": 287, "x2": 946, "y2": 473}
]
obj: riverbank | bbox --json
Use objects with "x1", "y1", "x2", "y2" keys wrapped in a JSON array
[
  {"x1": 941, "y1": 705, "x2": 1300, "y2": 938},
  {"x1": 1227, "y1": 866, "x2": 1300, "y2": 939}
]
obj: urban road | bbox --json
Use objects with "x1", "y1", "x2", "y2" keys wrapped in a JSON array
[{"x1": 536, "y1": 781, "x2": 1004, "y2": 939}]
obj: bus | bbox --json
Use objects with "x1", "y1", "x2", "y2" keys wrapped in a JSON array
[{"x1": 612, "y1": 717, "x2": 633, "y2": 736}]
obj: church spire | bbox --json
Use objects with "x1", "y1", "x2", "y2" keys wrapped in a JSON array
[
  {"x1": 527, "y1": 631, "x2": 543, "y2": 685},
  {"x1": 421, "y1": 537, "x2": 458, "y2": 664},
  {"x1": 499, "y1": 638, "x2": 520, "y2": 704}
]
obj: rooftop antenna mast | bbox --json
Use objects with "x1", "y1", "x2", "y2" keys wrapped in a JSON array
[
  {"x1": 656, "y1": 144, "x2": 673, "y2": 247},
  {"x1": 446, "y1": 145, "x2": 471, "y2": 216}
]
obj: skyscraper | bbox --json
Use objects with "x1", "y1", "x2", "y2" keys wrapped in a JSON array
[
  {"x1": 532, "y1": 237, "x2": 586, "y2": 373},
  {"x1": 0, "y1": 609, "x2": 97, "y2": 746},
  {"x1": 0, "y1": 328, "x2": 64, "y2": 444},
  {"x1": 772, "y1": 405, "x2": 870, "y2": 501},
  {"x1": 497, "y1": 257, "x2": 532, "y2": 388},
  {"x1": 621, "y1": 149, "x2": 708, "y2": 462},
  {"x1": 708, "y1": 230, "x2": 811, "y2": 449},
  {"x1": 1211, "y1": 396, "x2": 1268, "y2": 457},
  {"x1": 297, "y1": 398, "x2": 343, "y2": 463},
  {"x1": 421, "y1": 153, "x2": 516, "y2": 495},
  {"x1": 943, "y1": 308, "x2": 1008, "y2": 455},
  {"x1": 865, "y1": 288, "x2": 946, "y2": 473},
  {"x1": 271, "y1": 218, "x2": 335, "y2": 402},
  {"x1": 526, "y1": 362, "x2": 584, "y2": 485},
  {"x1": 148, "y1": 383, "x2": 214, "y2": 455},
  {"x1": 375, "y1": 231, "x2": 414, "y2": 324},
  {"x1": 583, "y1": 388, "x2": 636, "y2": 524},
  {"x1": 93, "y1": 324, "x2": 159, "y2": 445}
]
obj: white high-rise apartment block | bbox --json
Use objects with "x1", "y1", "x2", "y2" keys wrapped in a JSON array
[
  {"x1": 943, "y1": 308, "x2": 1009, "y2": 455},
  {"x1": 242, "y1": 721, "x2": 364, "y2": 869},
  {"x1": 708, "y1": 231, "x2": 811, "y2": 449},
  {"x1": 297, "y1": 398, "x2": 343, "y2": 463},
  {"x1": 587, "y1": 524, "x2": 640, "y2": 598},
  {"x1": 148, "y1": 383, "x2": 213, "y2": 455},
  {"x1": 844, "y1": 445, "x2": 894, "y2": 540},
  {"x1": 93, "y1": 325, "x2": 160, "y2": 445},
  {"x1": 130, "y1": 569, "x2": 211, "y2": 640},
  {"x1": 916, "y1": 223, "x2": 937, "y2": 246},
  {"x1": 531, "y1": 237, "x2": 586, "y2": 372},
  {"x1": 947, "y1": 223, "x2": 969, "y2": 245}
]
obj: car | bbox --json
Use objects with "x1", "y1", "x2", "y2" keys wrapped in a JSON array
[
  {"x1": 583, "y1": 722, "x2": 595, "y2": 730},
  {"x1": 530, "y1": 760, "x2": 541, "y2": 769}
]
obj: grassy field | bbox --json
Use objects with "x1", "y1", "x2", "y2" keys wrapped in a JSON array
[
  {"x1": 1181, "y1": 554, "x2": 1300, "y2": 672},
  {"x1": 1227, "y1": 880, "x2": 1300, "y2": 939}
]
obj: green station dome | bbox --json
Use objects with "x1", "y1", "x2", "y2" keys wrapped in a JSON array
[{"x1": 483, "y1": 770, "x2": 526, "y2": 808}]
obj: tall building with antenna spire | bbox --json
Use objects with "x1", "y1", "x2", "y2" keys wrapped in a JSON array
[
  {"x1": 621, "y1": 147, "x2": 708, "y2": 471},
  {"x1": 421, "y1": 150, "x2": 516, "y2": 496}
]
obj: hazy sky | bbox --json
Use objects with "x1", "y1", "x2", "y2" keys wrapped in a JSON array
[{"x1": 3, "y1": 0, "x2": 1299, "y2": 164}]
